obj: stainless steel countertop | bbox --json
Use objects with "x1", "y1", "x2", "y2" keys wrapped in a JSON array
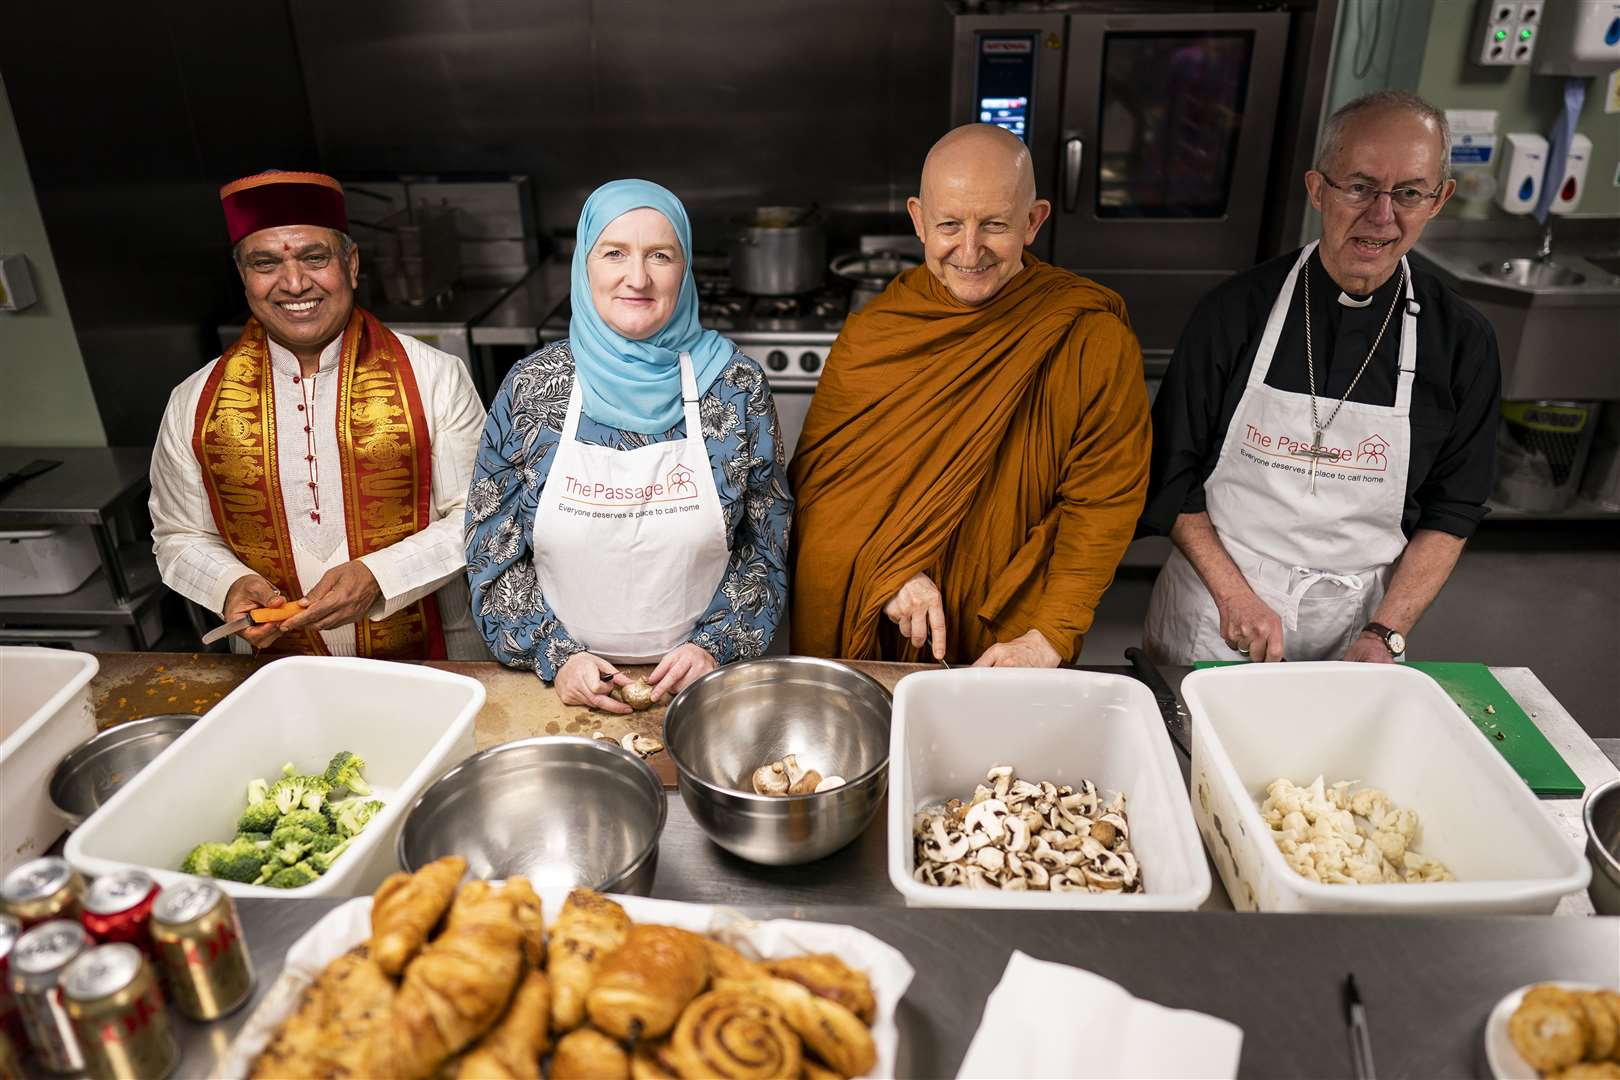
[
  {"x1": 470, "y1": 261, "x2": 570, "y2": 346},
  {"x1": 176, "y1": 897, "x2": 1620, "y2": 1079},
  {"x1": 1413, "y1": 239, "x2": 1620, "y2": 308}
]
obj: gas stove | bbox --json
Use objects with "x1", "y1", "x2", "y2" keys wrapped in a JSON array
[{"x1": 537, "y1": 263, "x2": 847, "y2": 389}]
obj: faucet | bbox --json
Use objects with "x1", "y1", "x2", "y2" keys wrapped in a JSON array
[{"x1": 1535, "y1": 222, "x2": 1553, "y2": 263}]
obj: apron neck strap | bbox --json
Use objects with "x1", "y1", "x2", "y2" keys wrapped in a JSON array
[
  {"x1": 561, "y1": 351, "x2": 701, "y2": 440},
  {"x1": 1392, "y1": 256, "x2": 1418, "y2": 413}
]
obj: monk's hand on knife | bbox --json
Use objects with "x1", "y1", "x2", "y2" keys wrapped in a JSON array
[
  {"x1": 648, "y1": 643, "x2": 717, "y2": 702},
  {"x1": 974, "y1": 629, "x2": 1061, "y2": 669},
  {"x1": 222, "y1": 573, "x2": 285, "y2": 649},
  {"x1": 1216, "y1": 588, "x2": 1285, "y2": 662},
  {"x1": 883, "y1": 572, "x2": 947, "y2": 661},
  {"x1": 279, "y1": 560, "x2": 381, "y2": 633},
  {"x1": 556, "y1": 652, "x2": 632, "y2": 714}
]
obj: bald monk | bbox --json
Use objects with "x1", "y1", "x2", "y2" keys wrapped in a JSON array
[{"x1": 789, "y1": 124, "x2": 1151, "y2": 667}]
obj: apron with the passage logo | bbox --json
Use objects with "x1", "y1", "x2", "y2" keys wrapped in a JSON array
[
  {"x1": 532, "y1": 353, "x2": 729, "y2": 663},
  {"x1": 1144, "y1": 242, "x2": 1418, "y2": 663}
]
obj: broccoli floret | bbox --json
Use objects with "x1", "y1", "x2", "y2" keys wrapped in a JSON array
[
  {"x1": 270, "y1": 776, "x2": 330, "y2": 815},
  {"x1": 281, "y1": 761, "x2": 296, "y2": 777},
  {"x1": 266, "y1": 861, "x2": 320, "y2": 889},
  {"x1": 246, "y1": 777, "x2": 270, "y2": 805},
  {"x1": 233, "y1": 831, "x2": 272, "y2": 846},
  {"x1": 334, "y1": 798, "x2": 385, "y2": 838},
  {"x1": 268, "y1": 823, "x2": 323, "y2": 865},
  {"x1": 309, "y1": 836, "x2": 353, "y2": 874},
  {"x1": 180, "y1": 841, "x2": 230, "y2": 876},
  {"x1": 307, "y1": 832, "x2": 345, "y2": 855},
  {"x1": 237, "y1": 799, "x2": 281, "y2": 834},
  {"x1": 323, "y1": 751, "x2": 372, "y2": 796},
  {"x1": 277, "y1": 808, "x2": 330, "y2": 835},
  {"x1": 253, "y1": 857, "x2": 286, "y2": 886},
  {"x1": 209, "y1": 840, "x2": 269, "y2": 883}
]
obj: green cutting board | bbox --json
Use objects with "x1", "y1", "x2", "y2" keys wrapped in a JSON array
[{"x1": 1191, "y1": 660, "x2": 1584, "y2": 798}]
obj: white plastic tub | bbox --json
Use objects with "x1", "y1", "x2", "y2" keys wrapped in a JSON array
[
  {"x1": 66, "y1": 656, "x2": 482, "y2": 898},
  {"x1": 887, "y1": 669, "x2": 1210, "y2": 909},
  {"x1": 0, "y1": 647, "x2": 99, "y2": 867},
  {"x1": 0, "y1": 528, "x2": 100, "y2": 596},
  {"x1": 1182, "y1": 662, "x2": 1590, "y2": 914}
]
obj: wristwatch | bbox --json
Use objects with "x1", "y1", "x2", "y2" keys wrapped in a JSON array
[{"x1": 1362, "y1": 622, "x2": 1406, "y2": 657}]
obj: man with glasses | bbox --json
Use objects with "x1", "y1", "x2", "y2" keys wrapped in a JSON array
[{"x1": 1139, "y1": 91, "x2": 1501, "y2": 664}]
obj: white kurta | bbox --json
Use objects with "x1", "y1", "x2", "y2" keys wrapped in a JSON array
[{"x1": 150, "y1": 330, "x2": 488, "y2": 660}]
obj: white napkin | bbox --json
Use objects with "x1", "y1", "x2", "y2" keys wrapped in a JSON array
[{"x1": 956, "y1": 951, "x2": 1243, "y2": 1079}]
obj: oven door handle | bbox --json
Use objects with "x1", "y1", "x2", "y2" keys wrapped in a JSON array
[{"x1": 1062, "y1": 136, "x2": 1084, "y2": 214}]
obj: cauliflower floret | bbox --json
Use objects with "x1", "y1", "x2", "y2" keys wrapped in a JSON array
[
  {"x1": 1371, "y1": 828, "x2": 1409, "y2": 864},
  {"x1": 1349, "y1": 787, "x2": 1392, "y2": 820},
  {"x1": 1261, "y1": 776, "x2": 1452, "y2": 887}
]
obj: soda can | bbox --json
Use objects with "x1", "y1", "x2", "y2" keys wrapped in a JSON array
[
  {"x1": 149, "y1": 881, "x2": 253, "y2": 1020},
  {"x1": 63, "y1": 944, "x2": 177, "y2": 1080},
  {"x1": 82, "y1": 872, "x2": 160, "y2": 959},
  {"x1": 8, "y1": 919, "x2": 90, "y2": 1073},
  {"x1": 0, "y1": 859, "x2": 85, "y2": 928},
  {"x1": 0, "y1": 914, "x2": 23, "y2": 1048}
]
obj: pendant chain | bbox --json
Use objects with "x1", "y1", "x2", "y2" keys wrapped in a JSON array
[{"x1": 1303, "y1": 261, "x2": 1405, "y2": 436}]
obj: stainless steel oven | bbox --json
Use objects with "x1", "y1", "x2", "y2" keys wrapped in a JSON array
[{"x1": 952, "y1": 4, "x2": 1294, "y2": 351}]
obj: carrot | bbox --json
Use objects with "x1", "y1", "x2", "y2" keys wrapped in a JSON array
[{"x1": 250, "y1": 601, "x2": 305, "y2": 623}]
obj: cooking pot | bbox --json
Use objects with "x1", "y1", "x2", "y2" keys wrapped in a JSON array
[
  {"x1": 830, "y1": 250, "x2": 922, "y2": 312},
  {"x1": 731, "y1": 206, "x2": 825, "y2": 296}
]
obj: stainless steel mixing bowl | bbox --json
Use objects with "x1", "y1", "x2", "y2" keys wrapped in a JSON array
[
  {"x1": 664, "y1": 656, "x2": 891, "y2": 865},
  {"x1": 397, "y1": 737, "x2": 665, "y2": 894},
  {"x1": 1584, "y1": 776, "x2": 1620, "y2": 916},
  {"x1": 49, "y1": 714, "x2": 200, "y2": 827}
]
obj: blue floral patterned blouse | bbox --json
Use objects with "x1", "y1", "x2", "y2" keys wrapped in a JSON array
[{"x1": 465, "y1": 340, "x2": 792, "y2": 680}]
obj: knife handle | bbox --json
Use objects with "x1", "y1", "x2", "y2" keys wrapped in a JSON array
[{"x1": 250, "y1": 601, "x2": 305, "y2": 623}]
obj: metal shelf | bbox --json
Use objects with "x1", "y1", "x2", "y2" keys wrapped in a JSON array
[{"x1": 0, "y1": 543, "x2": 162, "y2": 627}]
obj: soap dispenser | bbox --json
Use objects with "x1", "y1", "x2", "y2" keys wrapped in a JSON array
[
  {"x1": 1550, "y1": 133, "x2": 1593, "y2": 214},
  {"x1": 1497, "y1": 132, "x2": 1549, "y2": 214}
]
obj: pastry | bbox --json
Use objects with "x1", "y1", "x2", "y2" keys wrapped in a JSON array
[
  {"x1": 252, "y1": 950, "x2": 395, "y2": 1079},
  {"x1": 454, "y1": 967, "x2": 551, "y2": 1080},
  {"x1": 370, "y1": 855, "x2": 467, "y2": 976},
  {"x1": 1600, "y1": 991, "x2": 1620, "y2": 1063},
  {"x1": 549, "y1": 888, "x2": 632, "y2": 1032},
  {"x1": 1552, "y1": 1065, "x2": 1620, "y2": 1078},
  {"x1": 551, "y1": 1028, "x2": 631, "y2": 1080},
  {"x1": 503, "y1": 876, "x2": 545, "y2": 968},
  {"x1": 1578, "y1": 992, "x2": 1619, "y2": 1062},
  {"x1": 587, "y1": 924, "x2": 710, "y2": 1040},
  {"x1": 765, "y1": 954, "x2": 876, "y2": 1026},
  {"x1": 1512, "y1": 1002, "x2": 1589, "y2": 1074},
  {"x1": 629, "y1": 1040, "x2": 683, "y2": 1080},
  {"x1": 669, "y1": 990, "x2": 803, "y2": 1080},
  {"x1": 801, "y1": 1061, "x2": 842, "y2": 1080},
  {"x1": 705, "y1": 938, "x2": 766, "y2": 981},
  {"x1": 714, "y1": 975, "x2": 875, "y2": 1078},
  {"x1": 391, "y1": 882, "x2": 526, "y2": 1078}
]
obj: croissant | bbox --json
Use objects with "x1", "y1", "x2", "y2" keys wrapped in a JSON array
[
  {"x1": 765, "y1": 954, "x2": 876, "y2": 1026},
  {"x1": 454, "y1": 967, "x2": 551, "y2": 1080},
  {"x1": 713, "y1": 976, "x2": 874, "y2": 1079},
  {"x1": 390, "y1": 882, "x2": 525, "y2": 1079},
  {"x1": 801, "y1": 1061, "x2": 842, "y2": 1080},
  {"x1": 705, "y1": 938, "x2": 766, "y2": 981},
  {"x1": 548, "y1": 888, "x2": 631, "y2": 1032},
  {"x1": 668, "y1": 990, "x2": 803, "y2": 1080},
  {"x1": 251, "y1": 951, "x2": 395, "y2": 1079},
  {"x1": 629, "y1": 1040, "x2": 683, "y2": 1080},
  {"x1": 503, "y1": 876, "x2": 545, "y2": 968},
  {"x1": 551, "y1": 1027, "x2": 630, "y2": 1080},
  {"x1": 587, "y1": 924, "x2": 710, "y2": 1040},
  {"x1": 370, "y1": 855, "x2": 467, "y2": 976}
]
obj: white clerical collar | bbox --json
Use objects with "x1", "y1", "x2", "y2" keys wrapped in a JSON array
[
  {"x1": 267, "y1": 333, "x2": 343, "y2": 378},
  {"x1": 1338, "y1": 291, "x2": 1374, "y2": 309}
]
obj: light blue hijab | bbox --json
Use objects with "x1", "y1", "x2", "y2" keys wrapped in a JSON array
[{"x1": 569, "y1": 180, "x2": 736, "y2": 434}]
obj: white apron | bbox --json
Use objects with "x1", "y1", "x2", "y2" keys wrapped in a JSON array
[
  {"x1": 532, "y1": 353, "x2": 729, "y2": 663},
  {"x1": 1145, "y1": 242, "x2": 1417, "y2": 663}
]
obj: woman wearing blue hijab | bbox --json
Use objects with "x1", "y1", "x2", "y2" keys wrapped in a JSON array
[{"x1": 466, "y1": 180, "x2": 792, "y2": 710}]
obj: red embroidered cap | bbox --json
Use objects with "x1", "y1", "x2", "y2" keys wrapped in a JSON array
[{"x1": 219, "y1": 170, "x2": 347, "y2": 246}]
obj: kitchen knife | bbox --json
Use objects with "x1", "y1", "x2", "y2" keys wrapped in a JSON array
[
  {"x1": 0, "y1": 458, "x2": 62, "y2": 499},
  {"x1": 1124, "y1": 647, "x2": 1192, "y2": 758},
  {"x1": 201, "y1": 601, "x2": 304, "y2": 645}
]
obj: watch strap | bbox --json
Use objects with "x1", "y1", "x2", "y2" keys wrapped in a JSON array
[{"x1": 1363, "y1": 622, "x2": 1401, "y2": 655}]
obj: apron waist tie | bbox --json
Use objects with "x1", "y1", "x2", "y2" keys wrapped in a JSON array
[{"x1": 1277, "y1": 568, "x2": 1366, "y2": 631}]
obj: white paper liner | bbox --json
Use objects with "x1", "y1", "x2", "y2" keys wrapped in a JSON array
[
  {"x1": 956, "y1": 950, "x2": 1243, "y2": 1079},
  {"x1": 220, "y1": 889, "x2": 915, "y2": 1079}
]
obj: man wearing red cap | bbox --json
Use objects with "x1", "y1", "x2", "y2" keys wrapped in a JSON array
[{"x1": 149, "y1": 171, "x2": 487, "y2": 658}]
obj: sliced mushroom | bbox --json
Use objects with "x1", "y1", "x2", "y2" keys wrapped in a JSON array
[
  {"x1": 619, "y1": 733, "x2": 664, "y2": 758},
  {"x1": 814, "y1": 775, "x2": 846, "y2": 793},
  {"x1": 788, "y1": 769, "x2": 824, "y2": 795},
  {"x1": 986, "y1": 765, "x2": 1014, "y2": 799},
  {"x1": 752, "y1": 761, "x2": 790, "y2": 796}
]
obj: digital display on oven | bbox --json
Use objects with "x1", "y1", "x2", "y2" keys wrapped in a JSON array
[{"x1": 975, "y1": 34, "x2": 1037, "y2": 144}]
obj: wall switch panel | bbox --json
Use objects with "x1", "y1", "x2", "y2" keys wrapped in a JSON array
[{"x1": 1475, "y1": 0, "x2": 1543, "y2": 65}]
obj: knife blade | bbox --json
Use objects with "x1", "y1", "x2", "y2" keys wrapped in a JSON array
[
  {"x1": 1125, "y1": 647, "x2": 1192, "y2": 758},
  {"x1": 200, "y1": 601, "x2": 304, "y2": 645}
]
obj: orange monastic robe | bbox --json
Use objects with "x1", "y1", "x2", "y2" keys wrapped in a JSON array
[{"x1": 789, "y1": 255, "x2": 1150, "y2": 664}]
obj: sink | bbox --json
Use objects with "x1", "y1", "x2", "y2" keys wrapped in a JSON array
[
  {"x1": 1477, "y1": 258, "x2": 1587, "y2": 287},
  {"x1": 1586, "y1": 254, "x2": 1620, "y2": 277}
]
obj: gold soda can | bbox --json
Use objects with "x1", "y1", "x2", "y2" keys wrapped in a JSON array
[
  {"x1": 8, "y1": 920, "x2": 90, "y2": 1073},
  {"x1": 0, "y1": 860, "x2": 84, "y2": 928},
  {"x1": 62, "y1": 944, "x2": 176, "y2": 1080},
  {"x1": 148, "y1": 881, "x2": 253, "y2": 1020}
]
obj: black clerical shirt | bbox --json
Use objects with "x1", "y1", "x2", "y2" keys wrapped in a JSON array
[{"x1": 1141, "y1": 247, "x2": 1501, "y2": 540}]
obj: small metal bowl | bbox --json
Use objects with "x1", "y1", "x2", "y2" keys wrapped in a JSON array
[
  {"x1": 397, "y1": 737, "x2": 665, "y2": 894},
  {"x1": 1584, "y1": 776, "x2": 1620, "y2": 915},
  {"x1": 664, "y1": 657, "x2": 891, "y2": 866},
  {"x1": 49, "y1": 714, "x2": 200, "y2": 828}
]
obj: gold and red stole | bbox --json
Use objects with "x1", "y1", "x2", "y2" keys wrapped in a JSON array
[{"x1": 191, "y1": 309, "x2": 446, "y2": 659}]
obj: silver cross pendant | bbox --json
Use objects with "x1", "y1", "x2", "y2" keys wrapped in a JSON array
[{"x1": 1303, "y1": 429, "x2": 1329, "y2": 495}]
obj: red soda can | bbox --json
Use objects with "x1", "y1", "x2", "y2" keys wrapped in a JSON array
[
  {"x1": 0, "y1": 859, "x2": 85, "y2": 928},
  {"x1": 0, "y1": 914, "x2": 22, "y2": 1048},
  {"x1": 81, "y1": 872, "x2": 159, "y2": 960}
]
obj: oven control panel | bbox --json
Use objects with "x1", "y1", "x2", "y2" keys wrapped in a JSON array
[{"x1": 737, "y1": 337, "x2": 831, "y2": 389}]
